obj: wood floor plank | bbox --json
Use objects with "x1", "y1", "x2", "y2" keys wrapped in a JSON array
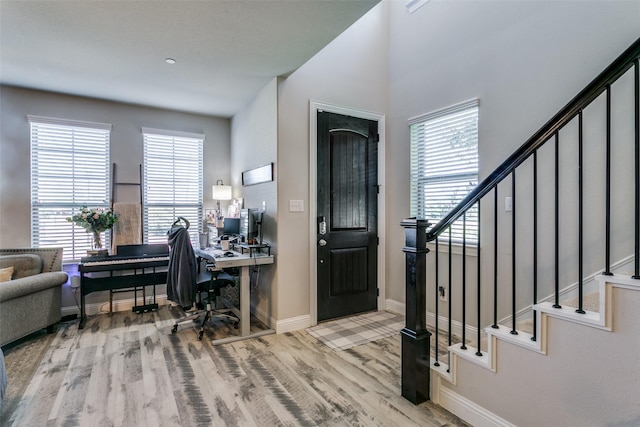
[
  {"x1": 8, "y1": 307, "x2": 469, "y2": 427},
  {"x1": 139, "y1": 322, "x2": 182, "y2": 427}
]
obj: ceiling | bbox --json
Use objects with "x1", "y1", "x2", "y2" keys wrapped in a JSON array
[{"x1": 0, "y1": 0, "x2": 379, "y2": 118}]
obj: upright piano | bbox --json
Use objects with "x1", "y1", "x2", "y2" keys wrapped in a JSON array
[{"x1": 78, "y1": 244, "x2": 169, "y2": 329}]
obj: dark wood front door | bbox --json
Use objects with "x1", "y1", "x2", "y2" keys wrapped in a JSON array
[{"x1": 317, "y1": 111, "x2": 378, "y2": 321}]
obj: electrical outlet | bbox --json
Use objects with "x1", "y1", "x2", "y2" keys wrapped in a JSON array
[
  {"x1": 438, "y1": 286, "x2": 447, "y2": 302},
  {"x1": 505, "y1": 196, "x2": 513, "y2": 212}
]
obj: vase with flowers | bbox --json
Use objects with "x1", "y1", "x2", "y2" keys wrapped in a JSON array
[{"x1": 67, "y1": 206, "x2": 119, "y2": 256}]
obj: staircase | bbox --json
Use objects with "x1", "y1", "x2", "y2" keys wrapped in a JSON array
[
  {"x1": 404, "y1": 38, "x2": 640, "y2": 426},
  {"x1": 432, "y1": 274, "x2": 640, "y2": 427}
]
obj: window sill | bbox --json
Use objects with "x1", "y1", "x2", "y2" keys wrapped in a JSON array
[{"x1": 427, "y1": 241, "x2": 478, "y2": 257}]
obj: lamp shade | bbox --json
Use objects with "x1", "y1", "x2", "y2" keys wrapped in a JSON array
[{"x1": 212, "y1": 184, "x2": 232, "y2": 200}]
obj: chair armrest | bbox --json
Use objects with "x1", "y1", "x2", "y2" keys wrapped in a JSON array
[{"x1": 0, "y1": 272, "x2": 68, "y2": 303}]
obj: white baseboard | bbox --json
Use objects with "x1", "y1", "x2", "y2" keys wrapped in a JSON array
[
  {"x1": 434, "y1": 377, "x2": 516, "y2": 427},
  {"x1": 385, "y1": 298, "x2": 404, "y2": 315},
  {"x1": 62, "y1": 294, "x2": 169, "y2": 317},
  {"x1": 276, "y1": 314, "x2": 312, "y2": 334}
]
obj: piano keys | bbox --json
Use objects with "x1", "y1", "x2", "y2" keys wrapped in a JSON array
[
  {"x1": 79, "y1": 255, "x2": 169, "y2": 271},
  {"x1": 78, "y1": 244, "x2": 170, "y2": 329}
]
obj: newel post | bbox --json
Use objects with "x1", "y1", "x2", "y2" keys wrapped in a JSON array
[{"x1": 400, "y1": 218, "x2": 431, "y2": 404}]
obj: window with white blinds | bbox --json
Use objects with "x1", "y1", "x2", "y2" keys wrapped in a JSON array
[
  {"x1": 143, "y1": 128, "x2": 203, "y2": 245},
  {"x1": 29, "y1": 116, "x2": 112, "y2": 262},
  {"x1": 409, "y1": 99, "x2": 479, "y2": 242}
]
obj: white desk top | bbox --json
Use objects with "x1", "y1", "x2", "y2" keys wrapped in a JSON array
[{"x1": 194, "y1": 247, "x2": 274, "y2": 269}]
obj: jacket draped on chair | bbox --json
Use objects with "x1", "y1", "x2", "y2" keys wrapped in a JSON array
[{"x1": 166, "y1": 224, "x2": 197, "y2": 309}]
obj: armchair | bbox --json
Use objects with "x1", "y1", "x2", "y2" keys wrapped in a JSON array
[{"x1": 0, "y1": 248, "x2": 68, "y2": 346}]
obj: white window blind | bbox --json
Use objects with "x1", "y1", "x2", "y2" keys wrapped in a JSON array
[
  {"x1": 409, "y1": 99, "x2": 479, "y2": 242},
  {"x1": 143, "y1": 129, "x2": 203, "y2": 245},
  {"x1": 29, "y1": 116, "x2": 112, "y2": 262}
]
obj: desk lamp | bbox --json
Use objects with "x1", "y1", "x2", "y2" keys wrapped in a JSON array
[{"x1": 212, "y1": 180, "x2": 232, "y2": 225}]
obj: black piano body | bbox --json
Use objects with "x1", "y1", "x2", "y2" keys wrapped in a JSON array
[{"x1": 78, "y1": 244, "x2": 170, "y2": 329}]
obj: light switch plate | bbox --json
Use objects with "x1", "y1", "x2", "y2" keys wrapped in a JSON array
[{"x1": 289, "y1": 200, "x2": 304, "y2": 212}]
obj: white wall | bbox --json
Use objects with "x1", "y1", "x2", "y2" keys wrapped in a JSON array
[
  {"x1": 275, "y1": 1, "x2": 389, "y2": 326},
  {"x1": 386, "y1": 0, "x2": 640, "y2": 323},
  {"x1": 230, "y1": 78, "x2": 278, "y2": 326},
  {"x1": 0, "y1": 85, "x2": 230, "y2": 310}
]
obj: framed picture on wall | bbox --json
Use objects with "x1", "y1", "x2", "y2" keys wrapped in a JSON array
[{"x1": 242, "y1": 163, "x2": 273, "y2": 186}]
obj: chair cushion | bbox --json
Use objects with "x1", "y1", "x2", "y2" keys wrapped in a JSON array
[
  {"x1": 0, "y1": 255, "x2": 42, "y2": 279},
  {"x1": 196, "y1": 271, "x2": 213, "y2": 286},
  {"x1": 196, "y1": 271, "x2": 235, "y2": 292},
  {"x1": 215, "y1": 272, "x2": 236, "y2": 284}
]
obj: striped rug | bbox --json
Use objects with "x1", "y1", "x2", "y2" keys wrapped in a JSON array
[{"x1": 307, "y1": 311, "x2": 405, "y2": 351}]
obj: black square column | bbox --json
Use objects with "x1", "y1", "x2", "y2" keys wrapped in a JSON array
[{"x1": 400, "y1": 218, "x2": 431, "y2": 404}]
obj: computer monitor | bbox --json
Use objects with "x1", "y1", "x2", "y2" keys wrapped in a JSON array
[{"x1": 222, "y1": 217, "x2": 240, "y2": 235}]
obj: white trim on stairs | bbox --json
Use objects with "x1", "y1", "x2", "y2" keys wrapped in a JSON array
[{"x1": 498, "y1": 254, "x2": 635, "y2": 328}]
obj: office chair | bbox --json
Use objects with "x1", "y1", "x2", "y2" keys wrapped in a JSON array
[
  {"x1": 168, "y1": 217, "x2": 239, "y2": 340},
  {"x1": 171, "y1": 267, "x2": 239, "y2": 340}
]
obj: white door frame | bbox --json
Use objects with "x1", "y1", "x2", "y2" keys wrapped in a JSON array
[{"x1": 309, "y1": 100, "x2": 386, "y2": 326}]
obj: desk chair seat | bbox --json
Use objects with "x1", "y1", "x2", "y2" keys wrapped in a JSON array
[{"x1": 171, "y1": 270, "x2": 239, "y2": 340}]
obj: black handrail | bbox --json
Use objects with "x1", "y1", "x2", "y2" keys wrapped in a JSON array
[{"x1": 426, "y1": 37, "x2": 640, "y2": 241}]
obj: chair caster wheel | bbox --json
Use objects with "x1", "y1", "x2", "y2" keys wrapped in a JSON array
[
  {"x1": 198, "y1": 331, "x2": 204, "y2": 340},
  {"x1": 171, "y1": 325, "x2": 178, "y2": 333}
]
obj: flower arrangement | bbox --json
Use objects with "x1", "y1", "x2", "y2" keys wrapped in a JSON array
[{"x1": 67, "y1": 205, "x2": 119, "y2": 250}]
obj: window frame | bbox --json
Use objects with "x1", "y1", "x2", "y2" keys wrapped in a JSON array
[
  {"x1": 409, "y1": 99, "x2": 479, "y2": 244},
  {"x1": 142, "y1": 128, "x2": 204, "y2": 246},
  {"x1": 28, "y1": 115, "x2": 112, "y2": 262}
]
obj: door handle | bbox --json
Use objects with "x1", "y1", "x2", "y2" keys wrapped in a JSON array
[{"x1": 318, "y1": 239, "x2": 327, "y2": 247}]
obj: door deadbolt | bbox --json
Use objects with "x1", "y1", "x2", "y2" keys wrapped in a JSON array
[
  {"x1": 318, "y1": 239, "x2": 327, "y2": 247},
  {"x1": 318, "y1": 216, "x2": 327, "y2": 235}
]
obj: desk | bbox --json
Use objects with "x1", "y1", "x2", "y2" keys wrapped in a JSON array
[{"x1": 194, "y1": 247, "x2": 274, "y2": 344}]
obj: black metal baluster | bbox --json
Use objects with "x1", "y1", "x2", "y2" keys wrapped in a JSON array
[
  {"x1": 634, "y1": 59, "x2": 640, "y2": 280},
  {"x1": 461, "y1": 214, "x2": 467, "y2": 350},
  {"x1": 604, "y1": 85, "x2": 613, "y2": 276},
  {"x1": 511, "y1": 171, "x2": 518, "y2": 335},
  {"x1": 492, "y1": 186, "x2": 499, "y2": 329},
  {"x1": 577, "y1": 111, "x2": 586, "y2": 314},
  {"x1": 553, "y1": 132, "x2": 562, "y2": 309},
  {"x1": 447, "y1": 227, "x2": 452, "y2": 372},
  {"x1": 434, "y1": 236, "x2": 440, "y2": 367},
  {"x1": 476, "y1": 201, "x2": 482, "y2": 356},
  {"x1": 532, "y1": 150, "x2": 538, "y2": 342}
]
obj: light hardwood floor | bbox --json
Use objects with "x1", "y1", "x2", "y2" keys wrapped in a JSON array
[{"x1": 8, "y1": 307, "x2": 468, "y2": 427}]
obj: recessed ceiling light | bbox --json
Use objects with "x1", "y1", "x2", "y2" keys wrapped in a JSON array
[{"x1": 165, "y1": 58, "x2": 176, "y2": 64}]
